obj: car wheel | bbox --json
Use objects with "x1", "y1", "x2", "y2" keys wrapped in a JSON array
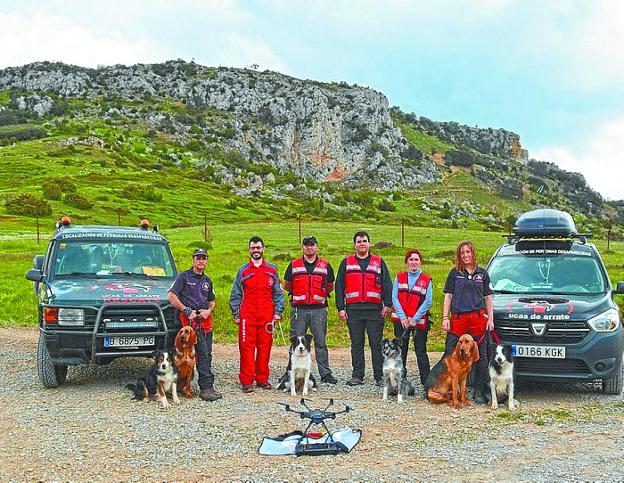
[
  {"x1": 602, "y1": 358, "x2": 623, "y2": 395},
  {"x1": 37, "y1": 334, "x2": 67, "y2": 388}
]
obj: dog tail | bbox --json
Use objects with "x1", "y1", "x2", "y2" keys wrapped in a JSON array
[{"x1": 125, "y1": 380, "x2": 148, "y2": 400}]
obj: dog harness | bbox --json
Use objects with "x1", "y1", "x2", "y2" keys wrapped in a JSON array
[
  {"x1": 344, "y1": 254, "x2": 383, "y2": 304},
  {"x1": 391, "y1": 271, "x2": 431, "y2": 329}
]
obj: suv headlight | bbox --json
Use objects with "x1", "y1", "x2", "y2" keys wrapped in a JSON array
[
  {"x1": 588, "y1": 309, "x2": 620, "y2": 332},
  {"x1": 58, "y1": 308, "x2": 84, "y2": 326}
]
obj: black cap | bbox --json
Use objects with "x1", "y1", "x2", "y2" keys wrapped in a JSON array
[
  {"x1": 192, "y1": 248, "x2": 208, "y2": 257},
  {"x1": 302, "y1": 236, "x2": 318, "y2": 246}
]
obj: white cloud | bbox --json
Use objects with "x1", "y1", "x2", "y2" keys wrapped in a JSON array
[
  {"x1": 194, "y1": 32, "x2": 288, "y2": 73},
  {"x1": 0, "y1": 11, "x2": 165, "y2": 68},
  {"x1": 532, "y1": 119, "x2": 624, "y2": 201}
]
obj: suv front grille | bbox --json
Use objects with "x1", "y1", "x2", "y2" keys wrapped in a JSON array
[
  {"x1": 515, "y1": 358, "x2": 591, "y2": 375},
  {"x1": 100, "y1": 307, "x2": 165, "y2": 332},
  {"x1": 496, "y1": 319, "x2": 590, "y2": 343}
]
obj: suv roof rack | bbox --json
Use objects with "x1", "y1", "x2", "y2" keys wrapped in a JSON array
[{"x1": 503, "y1": 208, "x2": 592, "y2": 245}]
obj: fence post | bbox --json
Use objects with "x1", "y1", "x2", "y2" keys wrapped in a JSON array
[
  {"x1": 117, "y1": 212, "x2": 121, "y2": 225},
  {"x1": 401, "y1": 218, "x2": 405, "y2": 248}
]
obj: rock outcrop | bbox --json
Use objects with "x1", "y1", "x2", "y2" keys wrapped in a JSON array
[{"x1": 0, "y1": 61, "x2": 436, "y2": 190}]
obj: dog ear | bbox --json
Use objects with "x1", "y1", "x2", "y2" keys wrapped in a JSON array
[
  {"x1": 453, "y1": 338, "x2": 462, "y2": 358},
  {"x1": 190, "y1": 328, "x2": 198, "y2": 345},
  {"x1": 393, "y1": 338, "x2": 401, "y2": 346},
  {"x1": 174, "y1": 332, "x2": 183, "y2": 351},
  {"x1": 290, "y1": 335, "x2": 299, "y2": 346},
  {"x1": 471, "y1": 341, "x2": 480, "y2": 362}
]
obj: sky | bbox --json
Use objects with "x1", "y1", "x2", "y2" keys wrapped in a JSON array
[{"x1": 1, "y1": 0, "x2": 623, "y2": 200}]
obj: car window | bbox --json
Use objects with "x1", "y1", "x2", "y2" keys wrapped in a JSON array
[
  {"x1": 53, "y1": 241, "x2": 175, "y2": 278},
  {"x1": 489, "y1": 252, "x2": 606, "y2": 294}
]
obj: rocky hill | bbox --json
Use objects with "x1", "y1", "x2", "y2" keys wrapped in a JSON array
[{"x1": 0, "y1": 60, "x2": 619, "y2": 231}]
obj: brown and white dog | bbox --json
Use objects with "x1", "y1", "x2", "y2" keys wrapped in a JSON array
[
  {"x1": 126, "y1": 349, "x2": 180, "y2": 409},
  {"x1": 175, "y1": 326, "x2": 197, "y2": 398}
]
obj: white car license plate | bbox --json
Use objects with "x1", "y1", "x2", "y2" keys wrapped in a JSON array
[
  {"x1": 104, "y1": 335, "x2": 155, "y2": 347},
  {"x1": 512, "y1": 344, "x2": 565, "y2": 358}
]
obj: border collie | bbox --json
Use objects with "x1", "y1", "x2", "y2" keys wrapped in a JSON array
[
  {"x1": 488, "y1": 344, "x2": 517, "y2": 411},
  {"x1": 277, "y1": 335, "x2": 317, "y2": 396},
  {"x1": 126, "y1": 350, "x2": 180, "y2": 409},
  {"x1": 382, "y1": 338, "x2": 415, "y2": 403}
]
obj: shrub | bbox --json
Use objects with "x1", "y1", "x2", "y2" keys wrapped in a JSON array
[
  {"x1": 5, "y1": 193, "x2": 52, "y2": 217},
  {"x1": 0, "y1": 124, "x2": 46, "y2": 141},
  {"x1": 377, "y1": 199, "x2": 396, "y2": 212},
  {"x1": 120, "y1": 183, "x2": 162, "y2": 202},
  {"x1": 65, "y1": 193, "x2": 93, "y2": 209},
  {"x1": 42, "y1": 181, "x2": 62, "y2": 200}
]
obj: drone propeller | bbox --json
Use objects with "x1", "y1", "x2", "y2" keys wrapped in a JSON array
[{"x1": 277, "y1": 402, "x2": 291, "y2": 411}]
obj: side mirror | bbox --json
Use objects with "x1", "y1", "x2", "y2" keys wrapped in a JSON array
[
  {"x1": 32, "y1": 254, "x2": 45, "y2": 270},
  {"x1": 26, "y1": 269, "x2": 43, "y2": 282},
  {"x1": 613, "y1": 282, "x2": 624, "y2": 295}
]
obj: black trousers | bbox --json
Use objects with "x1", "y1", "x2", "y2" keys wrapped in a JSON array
[
  {"x1": 444, "y1": 332, "x2": 488, "y2": 393},
  {"x1": 393, "y1": 323, "x2": 431, "y2": 385},
  {"x1": 195, "y1": 330, "x2": 215, "y2": 390},
  {"x1": 346, "y1": 310, "x2": 384, "y2": 382}
]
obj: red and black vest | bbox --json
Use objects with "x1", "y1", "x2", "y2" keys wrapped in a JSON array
[
  {"x1": 391, "y1": 271, "x2": 432, "y2": 329},
  {"x1": 291, "y1": 257, "x2": 329, "y2": 306},
  {"x1": 344, "y1": 254, "x2": 383, "y2": 305}
]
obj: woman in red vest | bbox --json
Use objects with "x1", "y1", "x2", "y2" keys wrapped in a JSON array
[{"x1": 391, "y1": 249, "x2": 432, "y2": 386}]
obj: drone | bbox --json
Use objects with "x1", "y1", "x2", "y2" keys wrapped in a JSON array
[{"x1": 277, "y1": 398, "x2": 353, "y2": 456}]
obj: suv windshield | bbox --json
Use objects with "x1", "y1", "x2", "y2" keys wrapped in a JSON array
[
  {"x1": 489, "y1": 244, "x2": 606, "y2": 295},
  {"x1": 53, "y1": 241, "x2": 175, "y2": 278}
]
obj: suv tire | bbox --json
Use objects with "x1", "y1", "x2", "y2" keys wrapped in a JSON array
[
  {"x1": 602, "y1": 358, "x2": 623, "y2": 395},
  {"x1": 37, "y1": 333, "x2": 68, "y2": 388}
]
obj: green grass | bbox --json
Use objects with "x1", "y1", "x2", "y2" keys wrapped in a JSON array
[
  {"x1": 393, "y1": 116, "x2": 453, "y2": 154},
  {"x1": 4, "y1": 221, "x2": 624, "y2": 349}
]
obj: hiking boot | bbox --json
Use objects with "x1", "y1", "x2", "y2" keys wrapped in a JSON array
[
  {"x1": 375, "y1": 379, "x2": 384, "y2": 387},
  {"x1": 241, "y1": 384, "x2": 254, "y2": 393},
  {"x1": 199, "y1": 388, "x2": 222, "y2": 402},
  {"x1": 321, "y1": 374, "x2": 338, "y2": 384},
  {"x1": 257, "y1": 381, "x2": 272, "y2": 390},
  {"x1": 346, "y1": 377, "x2": 363, "y2": 386}
]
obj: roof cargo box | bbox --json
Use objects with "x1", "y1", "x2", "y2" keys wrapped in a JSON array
[{"x1": 513, "y1": 208, "x2": 576, "y2": 237}]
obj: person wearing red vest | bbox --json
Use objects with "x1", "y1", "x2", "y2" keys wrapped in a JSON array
[
  {"x1": 391, "y1": 249, "x2": 433, "y2": 386},
  {"x1": 229, "y1": 236, "x2": 285, "y2": 393},
  {"x1": 335, "y1": 231, "x2": 393, "y2": 386},
  {"x1": 284, "y1": 236, "x2": 337, "y2": 384}
]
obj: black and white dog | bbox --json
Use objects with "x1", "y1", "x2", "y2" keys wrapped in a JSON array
[
  {"x1": 488, "y1": 344, "x2": 517, "y2": 411},
  {"x1": 126, "y1": 349, "x2": 180, "y2": 409},
  {"x1": 382, "y1": 338, "x2": 415, "y2": 403},
  {"x1": 277, "y1": 335, "x2": 318, "y2": 396}
]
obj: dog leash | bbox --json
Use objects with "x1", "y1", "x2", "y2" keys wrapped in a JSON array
[{"x1": 476, "y1": 329, "x2": 501, "y2": 345}]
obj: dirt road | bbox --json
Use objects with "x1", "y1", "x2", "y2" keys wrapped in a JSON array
[{"x1": 1, "y1": 328, "x2": 622, "y2": 481}]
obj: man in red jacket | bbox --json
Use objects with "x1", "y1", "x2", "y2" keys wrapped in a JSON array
[{"x1": 229, "y1": 236, "x2": 285, "y2": 393}]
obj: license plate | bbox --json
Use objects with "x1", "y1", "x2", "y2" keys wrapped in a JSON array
[
  {"x1": 104, "y1": 336, "x2": 155, "y2": 347},
  {"x1": 512, "y1": 344, "x2": 565, "y2": 358}
]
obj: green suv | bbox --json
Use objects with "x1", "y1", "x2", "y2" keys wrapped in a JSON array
[{"x1": 26, "y1": 220, "x2": 180, "y2": 387}]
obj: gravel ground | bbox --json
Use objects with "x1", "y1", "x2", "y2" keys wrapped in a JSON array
[{"x1": 1, "y1": 327, "x2": 623, "y2": 482}]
